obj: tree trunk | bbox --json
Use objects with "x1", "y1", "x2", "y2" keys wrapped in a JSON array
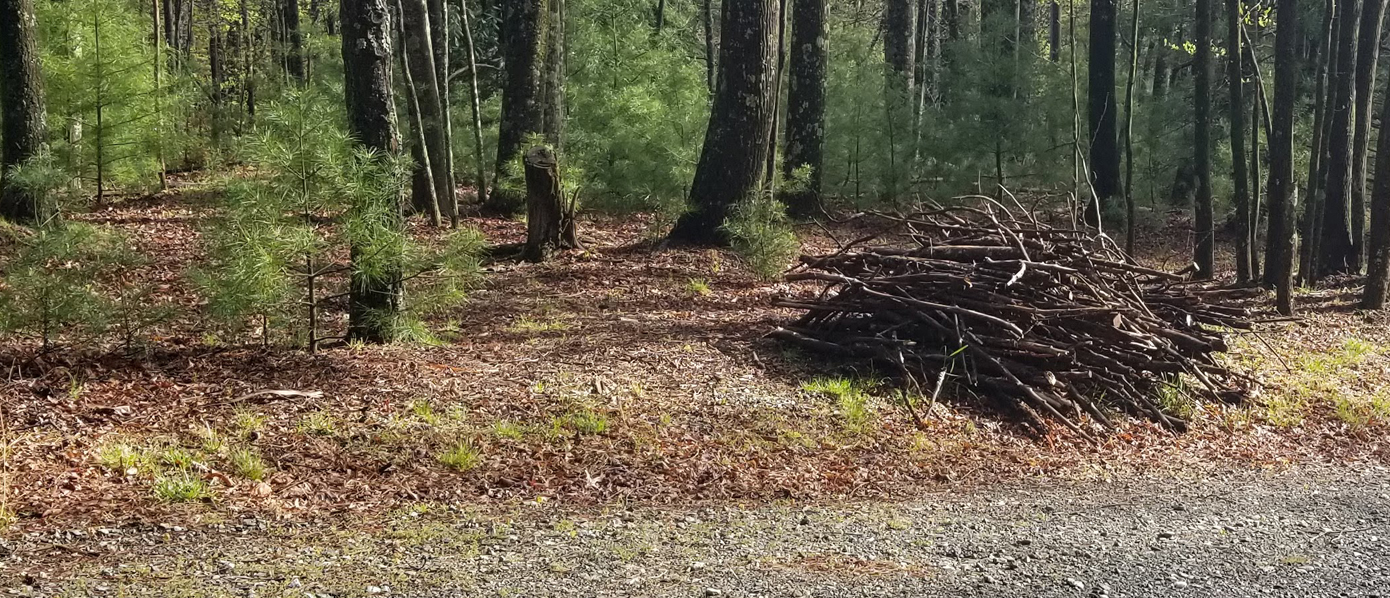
[
  {"x1": 210, "y1": 16, "x2": 225, "y2": 145},
  {"x1": 1227, "y1": 0, "x2": 1251, "y2": 281},
  {"x1": 488, "y1": 0, "x2": 547, "y2": 215},
  {"x1": 782, "y1": 0, "x2": 826, "y2": 218},
  {"x1": 1151, "y1": 28, "x2": 1169, "y2": 98},
  {"x1": 428, "y1": 0, "x2": 456, "y2": 224},
  {"x1": 398, "y1": 0, "x2": 442, "y2": 226},
  {"x1": 0, "y1": 0, "x2": 48, "y2": 224},
  {"x1": 704, "y1": 0, "x2": 718, "y2": 93},
  {"x1": 1123, "y1": 0, "x2": 1139, "y2": 256},
  {"x1": 667, "y1": 0, "x2": 780, "y2": 245},
  {"x1": 1319, "y1": 0, "x2": 1362, "y2": 277},
  {"x1": 1300, "y1": 0, "x2": 1336, "y2": 284},
  {"x1": 1048, "y1": 0, "x2": 1060, "y2": 62},
  {"x1": 540, "y1": 0, "x2": 565, "y2": 148},
  {"x1": 460, "y1": 0, "x2": 489, "y2": 207},
  {"x1": 1087, "y1": 0, "x2": 1120, "y2": 221},
  {"x1": 284, "y1": 0, "x2": 305, "y2": 83},
  {"x1": 399, "y1": 0, "x2": 452, "y2": 225},
  {"x1": 523, "y1": 146, "x2": 577, "y2": 261},
  {"x1": 1350, "y1": 0, "x2": 1387, "y2": 271},
  {"x1": 884, "y1": 0, "x2": 916, "y2": 95},
  {"x1": 342, "y1": 0, "x2": 404, "y2": 343},
  {"x1": 1194, "y1": 0, "x2": 1214, "y2": 278},
  {"x1": 1268, "y1": 0, "x2": 1298, "y2": 313}
]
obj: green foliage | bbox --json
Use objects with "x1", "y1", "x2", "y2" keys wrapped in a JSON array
[
  {"x1": 196, "y1": 89, "x2": 486, "y2": 346},
  {"x1": 228, "y1": 447, "x2": 269, "y2": 481},
  {"x1": 553, "y1": 410, "x2": 609, "y2": 435},
  {"x1": 0, "y1": 219, "x2": 143, "y2": 349},
  {"x1": 566, "y1": 0, "x2": 709, "y2": 215},
  {"x1": 438, "y1": 440, "x2": 482, "y2": 472},
  {"x1": 722, "y1": 196, "x2": 800, "y2": 280},
  {"x1": 37, "y1": 0, "x2": 181, "y2": 192},
  {"x1": 153, "y1": 472, "x2": 210, "y2": 502}
]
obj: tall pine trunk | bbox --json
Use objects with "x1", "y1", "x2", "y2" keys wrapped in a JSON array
[
  {"x1": 0, "y1": 0, "x2": 49, "y2": 224},
  {"x1": 488, "y1": 0, "x2": 547, "y2": 215},
  {"x1": 460, "y1": 0, "x2": 489, "y2": 207},
  {"x1": 428, "y1": 0, "x2": 457, "y2": 224},
  {"x1": 1350, "y1": 0, "x2": 1387, "y2": 271},
  {"x1": 342, "y1": 0, "x2": 404, "y2": 343},
  {"x1": 1227, "y1": 0, "x2": 1251, "y2": 281},
  {"x1": 1087, "y1": 0, "x2": 1120, "y2": 221},
  {"x1": 1194, "y1": 0, "x2": 1214, "y2": 278},
  {"x1": 1267, "y1": 0, "x2": 1298, "y2": 313},
  {"x1": 1123, "y1": 0, "x2": 1139, "y2": 256},
  {"x1": 1363, "y1": 72, "x2": 1390, "y2": 307},
  {"x1": 1300, "y1": 0, "x2": 1336, "y2": 283},
  {"x1": 1319, "y1": 0, "x2": 1363, "y2": 276},
  {"x1": 667, "y1": 0, "x2": 780, "y2": 245},
  {"x1": 284, "y1": 0, "x2": 305, "y2": 83},
  {"x1": 540, "y1": 0, "x2": 565, "y2": 148},
  {"x1": 782, "y1": 0, "x2": 827, "y2": 218}
]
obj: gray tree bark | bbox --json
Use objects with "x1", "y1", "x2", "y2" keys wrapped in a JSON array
[
  {"x1": 782, "y1": 0, "x2": 827, "y2": 218},
  {"x1": 342, "y1": 0, "x2": 404, "y2": 343},
  {"x1": 488, "y1": 0, "x2": 547, "y2": 215},
  {"x1": 667, "y1": 0, "x2": 780, "y2": 245},
  {"x1": 0, "y1": 0, "x2": 48, "y2": 224}
]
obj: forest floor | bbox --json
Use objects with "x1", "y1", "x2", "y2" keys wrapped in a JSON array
[{"x1": 2, "y1": 181, "x2": 1389, "y2": 542}]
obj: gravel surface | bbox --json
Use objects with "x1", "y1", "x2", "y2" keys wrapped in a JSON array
[{"x1": 5, "y1": 465, "x2": 1389, "y2": 597}]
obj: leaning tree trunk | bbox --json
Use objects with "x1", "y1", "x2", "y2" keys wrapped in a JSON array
[
  {"x1": 1194, "y1": 0, "x2": 1214, "y2": 278},
  {"x1": 667, "y1": 0, "x2": 780, "y2": 245},
  {"x1": 342, "y1": 0, "x2": 404, "y2": 343},
  {"x1": 399, "y1": 0, "x2": 452, "y2": 225},
  {"x1": 1319, "y1": 0, "x2": 1363, "y2": 277},
  {"x1": 522, "y1": 146, "x2": 578, "y2": 262},
  {"x1": 1087, "y1": 0, "x2": 1121, "y2": 222},
  {"x1": 781, "y1": 0, "x2": 827, "y2": 218},
  {"x1": 487, "y1": 0, "x2": 547, "y2": 215},
  {"x1": 1227, "y1": 0, "x2": 1251, "y2": 282},
  {"x1": 0, "y1": 0, "x2": 48, "y2": 224},
  {"x1": 1350, "y1": 0, "x2": 1387, "y2": 272},
  {"x1": 1267, "y1": 0, "x2": 1298, "y2": 314}
]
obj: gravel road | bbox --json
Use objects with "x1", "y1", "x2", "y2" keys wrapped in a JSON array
[{"x1": 4, "y1": 465, "x2": 1389, "y2": 597}]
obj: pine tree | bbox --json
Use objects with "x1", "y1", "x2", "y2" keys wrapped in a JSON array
[{"x1": 0, "y1": 0, "x2": 49, "y2": 223}]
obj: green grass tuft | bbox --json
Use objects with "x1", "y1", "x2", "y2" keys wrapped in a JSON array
[
  {"x1": 228, "y1": 447, "x2": 269, "y2": 481},
  {"x1": 438, "y1": 441, "x2": 482, "y2": 472},
  {"x1": 153, "y1": 472, "x2": 211, "y2": 502}
]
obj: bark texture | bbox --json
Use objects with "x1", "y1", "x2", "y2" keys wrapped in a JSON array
[
  {"x1": 1194, "y1": 0, "x2": 1214, "y2": 277},
  {"x1": 1227, "y1": 0, "x2": 1251, "y2": 281},
  {"x1": 1267, "y1": 0, "x2": 1298, "y2": 313},
  {"x1": 782, "y1": 0, "x2": 827, "y2": 218},
  {"x1": 1319, "y1": 0, "x2": 1363, "y2": 276},
  {"x1": 342, "y1": 0, "x2": 404, "y2": 343},
  {"x1": 1087, "y1": 0, "x2": 1120, "y2": 217},
  {"x1": 0, "y1": 0, "x2": 48, "y2": 224},
  {"x1": 1350, "y1": 0, "x2": 1387, "y2": 271},
  {"x1": 522, "y1": 146, "x2": 577, "y2": 262},
  {"x1": 667, "y1": 0, "x2": 780, "y2": 245},
  {"x1": 489, "y1": 0, "x2": 547, "y2": 214}
]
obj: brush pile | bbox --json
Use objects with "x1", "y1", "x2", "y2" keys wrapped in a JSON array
[{"x1": 773, "y1": 202, "x2": 1260, "y2": 437}]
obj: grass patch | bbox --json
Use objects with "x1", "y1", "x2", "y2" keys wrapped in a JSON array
[
  {"x1": 232, "y1": 409, "x2": 267, "y2": 439},
  {"x1": 493, "y1": 421, "x2": 527, "y2": 440},
  {"x1": 802, "y1": 377, "x2": 875, "y2": 433},
  {"x1": 159, "y1": 446, "x2": 198, "y2": 470},
  {"x1": 297, "y1": 411, "x2": 337, "y2": 437},
  {"x1": 410, "y1": 399, "x2": 442, "y2": 426},
  {"x1": 685, "y1": 278, "x2": 712, "y2": 297},
  {"x1": 553, "y1": 410, "x2": 609, "y2": 435},
  {"x1": 96, "y1": 442, "x2": 145, "y2": 472},
  {"x1": 508, "y1": 316, "x2": 570, "y2": 334},
  {"x1": 228, "y1": 447, "x2": 269, "y2": 481},
  {"x1": 438, "y1": 441, "x2": 482, "y2": 472},
  {"x1": 153, "y1": 472, "x2": 211, "y2": 502}
]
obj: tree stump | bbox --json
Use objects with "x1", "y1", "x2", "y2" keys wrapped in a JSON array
[{"x1": 522, "y1": 146, "x2": 578, "y2": 262}]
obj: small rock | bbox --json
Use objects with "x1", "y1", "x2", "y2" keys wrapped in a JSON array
[
  {"x1": 705, "y1": 589, "x2": 723, "y2": 597},
  {"x1": 1174, "y1": 580, "x2": 1190, "y2": 589},
  {"x1": 366, "y1": 586, "x2": 384, "y2": 594},
  {"x1": 1016, "y1": 538, "x2": 1033, "y2": 546},
  {"x1": 691, "y1": 562, "x2": 707, "y2": 571},
  {"x1": 1158, "y1": 531, "x2": 1175, "y2": 540},
  {"x1": 1066, "y1": 578, "x2": 1084, "y2": 590}
]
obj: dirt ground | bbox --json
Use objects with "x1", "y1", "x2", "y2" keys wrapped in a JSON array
[{"x1": 2, "y1": 185, "x2": 1389, "y2": 534}]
